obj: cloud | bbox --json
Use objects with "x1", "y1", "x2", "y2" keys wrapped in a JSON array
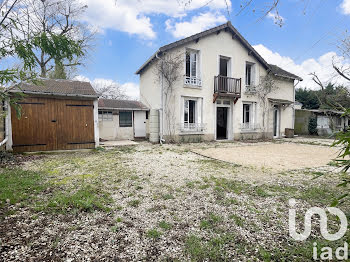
[
  {"x1": 166, "y1": 12, "x2": 227, "y2": 38},
  {"x1": 74, "y1": 75, "x2": 140, "y2": 100},
  {"x1": 341, "y1": 0, "x2": 350, "y2": 14},
  {"x1": 253, "y1": 44, "x2": 350, "y2": 88},
  {"x1": 80, "y1": 0, "x2": 231, "y2": 39},
  {"x1": 267, "y1": 12, "x2": 285, "y2": 26}
]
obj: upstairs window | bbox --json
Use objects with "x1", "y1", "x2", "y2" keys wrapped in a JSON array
[
  {"x1": 186, "y1": 50, "x2": 198, "y2": 78},
  {"x1": 245, "y1": 63, "x2": 255, "y2": 86},
  {"x1": 119, "y1": 111, "x2": 132, "y2": 127}
]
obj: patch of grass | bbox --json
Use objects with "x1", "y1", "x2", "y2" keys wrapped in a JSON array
[
  {"x1": 42, "y1": 185, "x2": 112, "y2": 213},
  {"x1": 111, "y1": 226, "x2": 119, "y2": 233},
  {"x1": 146, "y1": 228, "x2": 162, "y2": 239},
  {"x1": 162, "y1": 193, "x2": 174, "y2": 200},
  {"x1": 229, "y1": 214, "x2": 244, "y2": 227},
  {"x1": 158, "y1": 220, "x2": 172, "y2": 230},
  {"x1": 0, "y1": 168, "x2": 46, "y2": 207},
  {"x1": 185, "y1": 234, "x2": 235, "y2": 261},
  {"x1": 128, "y1": 199, "x2": 141, "y2": 207},
  {"x1": 199, "y1": 213, "x2": 222, "y2": 230},
  {"x1": 116, "y1": 217, "x2": 123, "y2": 223},
  {"x1": 253, "y1": 186, "x2": 271, "y2": 198}
]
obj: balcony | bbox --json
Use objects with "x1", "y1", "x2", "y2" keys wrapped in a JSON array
[
  {"x1": 184, "y1": 76, "x2": 202, "y2": 87},
  {"x1": 214, "y1": 76, "x2": 241, "y2": 103}
]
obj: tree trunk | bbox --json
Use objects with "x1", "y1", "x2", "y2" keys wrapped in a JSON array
[{"x1": 40, "y1": 64, "x2": 47, "y2": 78}]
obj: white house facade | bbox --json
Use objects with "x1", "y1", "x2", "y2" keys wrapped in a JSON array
[{"x1": 136, "y1": 22, "x2": 302, "y2": 143}]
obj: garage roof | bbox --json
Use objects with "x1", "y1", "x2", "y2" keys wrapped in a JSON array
[
  {"x1": 11, "y1": 79, "x2": 98, "y2": 98},
  {"x1": 98, "y1": 99, "x2": 148, "y2": 111}
]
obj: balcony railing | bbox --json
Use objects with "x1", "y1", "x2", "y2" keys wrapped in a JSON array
[
  {"x1": 214, "y1": 76, "x2": 241, "y2": 96},
  {"x1": 184, "y1": 76, "x2": 202, "y2": 87},
  {"x1": 179, "y1": 123, "x2": 206, "y2": 132}
]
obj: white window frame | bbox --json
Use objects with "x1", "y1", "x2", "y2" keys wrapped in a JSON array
[
  {"x1": 98, "y1": 110, "x2": 113, "y2": 121},
  {"x1": 184, "y1": 49, "x2": 201, "y2": 87},
  {"x1": 245, "y1": 62, "x2": 256, "y2": 87},
  {"x1": 241, "y1": 102, "x2": 257, "y2": 130},
  {"x1": 181, "y1": 96, "x2": 203, "y2": 132}
]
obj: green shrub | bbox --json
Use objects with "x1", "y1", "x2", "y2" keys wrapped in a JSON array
[{"x1": 308, "y1": 117, "x2": 318, "y2": 135}]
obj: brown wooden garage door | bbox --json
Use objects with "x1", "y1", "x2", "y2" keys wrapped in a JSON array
[{"x1": 11, "y1": 97, "x2": 95, "y2": 152}]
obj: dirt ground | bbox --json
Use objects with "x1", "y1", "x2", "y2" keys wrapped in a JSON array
[{"x1": 193, "y1": 142, "x2": 340, "y2": 171}]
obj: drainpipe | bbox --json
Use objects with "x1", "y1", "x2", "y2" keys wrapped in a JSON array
[
  {"x1": 292, "y1": 80, "x2": 300, "y2": 130},
  {"x1": 155, "y1": 51, "x2": 165, "y2": 144},
  {"x1": 0, "y1": 101, "x2": 9, "y2": 148}
]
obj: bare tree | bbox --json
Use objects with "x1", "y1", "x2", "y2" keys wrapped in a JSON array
[
  {"x1": 154, "y1": 51, "x2": 184, "y2": 142},
  {"x1": 255, "y1": 74, "x2": 277, "y2": 137},
  {"x1": 7, "y1": 0, "x2": 94, "y2": 78},
  {"x1": 92, "y1": 81, "x2": 129, "y2": 100}
]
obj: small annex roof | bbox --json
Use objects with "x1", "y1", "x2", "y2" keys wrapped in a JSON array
[
  {"x1": 10, "y1": 79, "x2": 98, "y2": 98},
  {"x1": 135, "y1": 21, "x2": 302, "y2": 81},
  {"x1": 98, "y1": 98, "x2": 148, "y2": 111},
  {"x1": 268, "y1": 98, "x2": 294, "y2": 105},
  {"x1": 268, "y1": 64, "x2": 303, "y2": 81}
]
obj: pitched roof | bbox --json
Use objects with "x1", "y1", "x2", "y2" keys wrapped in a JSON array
[
  {"x1": 269, "y1": 64, "x2": 303, "y2": 81},
  {"x1": 135, "y1": 21, "x2": 302, "y2": 81},
  {"x1": 11, "y1": 79, "x2": 98, "y2": 98},
  {"x1": 98, "y1": 99, "x2": 148, "y2": 110}
]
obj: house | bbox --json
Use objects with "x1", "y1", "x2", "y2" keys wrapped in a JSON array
[
  {"x1": 6, "y1": 79, "x2": 99, "y2": 152},
  {"x1": 98, "y1": 99, "x2": 148, "y2": 141},
  {"x1": 136, "y1": 21, "x2": 302, "y2": 143},
  {"x1": 295, "y1": 108, "x2": 348, "y2": 136}
]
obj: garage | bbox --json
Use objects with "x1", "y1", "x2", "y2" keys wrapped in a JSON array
[{"x1": 8, "y1": 79, "x2": 99, "y2": 152}]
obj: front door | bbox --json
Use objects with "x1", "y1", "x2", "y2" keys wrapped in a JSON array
[
  {"x1": 134, "y1": 111, "x2": 146, "y2": 137},
  {"x1": 217, "y1": 107, "x2": 228, "y2": 140},
  {"x1": 273, "y1": 105, "x2": 280, "y2": 138}
]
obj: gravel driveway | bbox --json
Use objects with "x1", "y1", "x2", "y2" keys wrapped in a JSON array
[{"x1": 193, "y1": 142, "x2": 339, "y2": 171}]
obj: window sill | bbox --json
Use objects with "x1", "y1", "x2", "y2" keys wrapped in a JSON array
[
  {"x1": 184, "y1": 84, "x2": 202, "y2": 89},
  {"x1": 179, "y1": 131, "x2": 205, "y2": 135}
]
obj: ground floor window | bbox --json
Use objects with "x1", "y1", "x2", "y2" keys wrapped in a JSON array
[
  {"x1": 99, "y1": 110, "x2": 113, "y2": 121},
  {"x1": 184, "y1": 99, "x2": 196, "y2": 126},
  {"x1": 242, "y1": 102, "x2": 257, "y2": 129},
  {"x1": 182, "y1": 97, "x2": 203, "y2": 131},
  {"x1": 119, "y1": 111, "x2": 132, "y2": 127}
]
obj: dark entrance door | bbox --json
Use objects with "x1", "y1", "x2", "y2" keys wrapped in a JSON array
[{"x1": 217, "y1": 107, "x2": 228, "y2": 140}]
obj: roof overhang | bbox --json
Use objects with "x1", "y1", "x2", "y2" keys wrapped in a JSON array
[
  {"x1": 135, "y1": 21, "x2": 271, "y2": 75},
  {"x1": 99, "y1": 107, "x2": 148, "y2": 111},
  {"x1": 9, "y1": 90, "x2": 99, "y2": 99},
  {"x1": 269, "y1": 98, "x2": 293, "y2": 106}
]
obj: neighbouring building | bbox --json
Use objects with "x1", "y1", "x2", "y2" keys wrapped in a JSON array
[
  {"x1": 6, "y1": 79, "x2": 99, "y2": 152},
  {"x1": 295, "y1": 108, "x2": 349, "y2": 136},
  {"x1": 136, "y1": 22, "x2": 302, "y2": 143},
  {"x1": 98, "y1": 99, "x2": 148, "y2": 141}
]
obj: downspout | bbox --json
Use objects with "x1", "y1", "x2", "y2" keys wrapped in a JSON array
[
  {"x1": 0, "y1": 101, "x2": 8, "y2": 148},
  {"x1": 155, "y1": 51, "x2": 165, "y2": 144},
  {"x1": 292, "y1": 80, "x2": 300, "y2": 130}
]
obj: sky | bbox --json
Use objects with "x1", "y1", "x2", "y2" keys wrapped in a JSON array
[{"x1": 73, "y1": 0, "x2": 350, "y2": 99}]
